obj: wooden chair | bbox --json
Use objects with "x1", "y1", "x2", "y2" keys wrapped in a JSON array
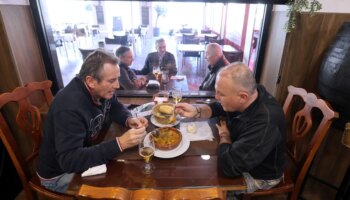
[
  {"x1": 77, "y1": 184, "x2": 163, "y2": 200},
  {"x1": 164, "y1": 188, "x2": 225, "y2": 200},
  {"x1": 0, "y1": 80, "x2": 74, "y2": 200},
  {"x1": 77, "y1": 184, "x2": 223, "y2": 200},
  {"x1": 242, "y1": 85, "x2": 339, "y2": 200}
]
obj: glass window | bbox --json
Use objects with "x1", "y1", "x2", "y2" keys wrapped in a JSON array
[{"x1": 40, "y1": 0, "x2": 267, "y2": 98}]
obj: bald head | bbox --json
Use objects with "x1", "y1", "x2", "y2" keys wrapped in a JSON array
[
  {"x1": 205, "y1": 43, "x2": 223, "y2": 65},
  {"x1": 218, "y1": 62, "x2": 257, "y2": 95}
]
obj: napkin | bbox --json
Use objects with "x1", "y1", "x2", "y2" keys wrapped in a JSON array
[
  {"x1": 131, "y1": 102, "x2": 155, "y2": 117},
  {"x1": 81, "y1": 164, "x2": 107, "y2": 177},
  {"x1": 180, "y1": 120, "x2": 214, "y2": 141}
]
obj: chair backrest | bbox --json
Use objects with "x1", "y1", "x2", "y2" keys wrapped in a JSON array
[
  {"x1": 114, "y1": 35, "x2": 128, "y2": 46},
  {"x1": 201, "y1": 29, "x2": 211, "y2": 34},
  {"x1": 77, "y1": 184, "x2": 163, "y2": 200},
  {"x1": 77, "y1": 184, "x2": 223, "y2": 200},
  {"x1": 209, "y1": 39, "x2": 225, "y2": 45},
  {"x1": 204, "y1": 35, "x2": 219, "y2": 44},
  {"x1": 105, "y1": 37, "x2": 118, "y2": 44},
  {"x1": 283, "y1": 85, "x2": 338, "y2": 198},
  {"x1": 164, "y1": 188, "x2": 224, "y2": 200},
  {"x1": 0, "y1": 80, "x2": 74, "y2": 200},
  {"x1": 79, "y1": 48, "x2": 96, "y2": 60}
]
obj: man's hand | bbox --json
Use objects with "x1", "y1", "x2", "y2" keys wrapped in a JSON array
[
  {"x1": 117, "y1": 127, "x2": 146, "y2": 150},
  {"x1": 216, "y1": 120, "x2": 232, "y2": 144},
  {"x1": 134, "y1": 79, "x2": 144, "y2": 89},
  {"x1": 175, "y1": 103, "x2": 197, "y2": 118},
  {"x1": 127, "y1": 117, "x2": 148, "y2": 129}
]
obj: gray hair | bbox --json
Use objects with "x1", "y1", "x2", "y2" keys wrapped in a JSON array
[
  {"x1": 77, "y1": 49, "x2": 118, "y2": 82},
  {"x1": 218, "y1": 62, "x2": 257, "y2": 94},
  {"x1": 155, "y1": 38, "x2": 166, "y2": 46},
  {"x1": 206, "y1": 43, "x2": 223, "y2": 57}
]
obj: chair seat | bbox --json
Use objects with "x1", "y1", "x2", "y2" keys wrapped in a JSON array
[{"x1": 250, "y1": 169, "x2": 294, "y2": 197}]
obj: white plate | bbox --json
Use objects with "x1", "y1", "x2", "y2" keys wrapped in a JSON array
[
  {"x1": 150, "y1": 115, "x2": 180, "y2": 127},
  {"x1": 145, "y1": 132, "x2": 190, "y2": 159}
]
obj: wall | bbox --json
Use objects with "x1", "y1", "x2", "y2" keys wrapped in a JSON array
[{"x1": 260, "y1": 1, "x2": 350, "y2": 198}]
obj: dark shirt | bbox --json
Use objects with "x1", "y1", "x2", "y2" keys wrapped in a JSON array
[
  {"x1": 209, "y1": 85, "x2": 286, "y2": 180},
  {"x1": 119, "y1": 62, "x2": 138, "y2": 90},
  {"x1": 134, "y1": 51, "x2": 177, "y2": 76},
  {"x1": 37, "y1": 77, "x2": 131, "y2": 179},
  {"x1": 199, "y1": 56, "x2": 229, "y2": 91}
]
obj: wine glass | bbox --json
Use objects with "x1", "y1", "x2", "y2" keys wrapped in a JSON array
[
  {"x1": 139, "y1": 134, "x2": 155, "y2": 174},
  {"x1": 172, "y1": 89, "x2": 182, "y2": 104}
]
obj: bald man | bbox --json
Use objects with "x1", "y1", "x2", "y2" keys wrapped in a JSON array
[
  {"x1": 176, "y1": 63, "x2": 286, "y2": 194},
  {"x1": 199, "y1": 43, "x2": 229, "y2": 91}
]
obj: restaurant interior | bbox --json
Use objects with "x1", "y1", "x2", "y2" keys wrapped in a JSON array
[{"x1": 0, "y1": 0, "x2": 350, "y2": 199}]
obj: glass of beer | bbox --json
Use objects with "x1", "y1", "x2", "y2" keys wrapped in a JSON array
[
  {"x1": 139, "y1": 134, "x2": 155, "y2": 174},
  {"x1": 172, "y1": 89, "x2": 183, "y2": 104},
  {"x1": 152, "y1": 65, "x2": 160, "y2": 80}
]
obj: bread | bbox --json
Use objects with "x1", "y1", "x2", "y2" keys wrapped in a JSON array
[
  {"x1": 152, "y1": 127, "x2": 182, "y2": 150},
  {"x1": 158, "y1": 105, "x2": 174, "y2": 115}
]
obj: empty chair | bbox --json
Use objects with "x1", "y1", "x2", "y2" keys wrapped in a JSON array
[
  {"x1": 77, "y1": 184, "x2": 163, "y2": 200},
  {"x1": 79, "y1": 48, "x2": 96, "y2": 60},
  {"x1": 105, "y1": 37, "x2": 118, "y2": 44},
  {"x1": 224, "y1": 50, "x2": 243, "y2": 63},
  {"x1": 114, "y1": 35, "x2": 129, "y2": 46},
  {"x1": 0, "y1": 80, "x2": 75, "y2": 200},
  {"x1": 164, "y1": 188, "x2": 224, "y2": 200},
  {"x1": 201, "y1": 29, "x2": 212, "y2": 34},
  {"x1": 242, "y1": 85, "x2": 339, "y2": 200},
  {"x1": 209, "y1": 39, "x2": 225, "y2": 45},
  {"x1": 204, "y1": 35, "x2": 218, "y2": 44}
]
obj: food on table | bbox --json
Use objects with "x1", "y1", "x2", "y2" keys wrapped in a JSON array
[
  {"x1": 153, "y1": 103, "x2": 176, "y2": 124},
  {"x1": 151, "y1": 127, "x2": 182, "y2": 150}
]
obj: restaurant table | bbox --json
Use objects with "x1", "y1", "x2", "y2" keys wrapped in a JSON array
[{"x1": 66, "y1": 117, "x2": 246, "y2": 196}]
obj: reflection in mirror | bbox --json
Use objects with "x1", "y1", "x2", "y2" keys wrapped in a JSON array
[{"x1": 46, "y1": 0, "x2": 266, "y2": 97}]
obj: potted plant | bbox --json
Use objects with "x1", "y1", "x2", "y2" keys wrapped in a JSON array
[
  {"x1": 285, "y1": 0, "x2": 322, "y2": 32},
  {"x1": 153, "y1": 5, "x2": 167, "y2": 36}
]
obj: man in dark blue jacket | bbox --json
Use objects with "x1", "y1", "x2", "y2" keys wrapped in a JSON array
[
  {"x1": 37, "y1": 49, "x2": 148, "y2": 193},
  {"x1": 134, "y1": 38, "x2": 177, "y2": 76},
  {"x1": 176, "y1": 62, "x2": 286, "y2": 194}
]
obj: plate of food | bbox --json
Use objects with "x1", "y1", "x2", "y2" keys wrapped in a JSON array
[
  {"x1": 151, "y1": 103, "x2": 180, "y2": 127},
  {"x1": 147, "y1": 127, "x2": 190, "y2": 158}
]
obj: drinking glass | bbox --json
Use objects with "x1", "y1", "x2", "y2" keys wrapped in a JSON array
[
  {"x1": 172, "y1": 89, "x2": 183, "y2": 104},
  {"x1": 152, "y1": 65, "x2": 160, "y2": 80},
  {"x1": 161, "y1": 70, "x2": 169, "y2": 90},
  {"x1": 139, "y1": 134, "x2": 155, "y2": 174}
]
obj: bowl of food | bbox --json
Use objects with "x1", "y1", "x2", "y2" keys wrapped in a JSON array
[
  {"x1": 150, "y1": 127, "x2": 182, "y2": 151},
  {"x1": 152, "y1": 103, "x2": 176, "y2": 124}
]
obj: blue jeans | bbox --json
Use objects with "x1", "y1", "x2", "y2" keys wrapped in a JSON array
[{"x1": 38, "y1": 173, "x2": 74, "y2": 193}]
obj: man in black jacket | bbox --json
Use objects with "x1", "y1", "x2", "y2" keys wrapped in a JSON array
[
  {"x1": 37, "y1": 49, "x2": 148, "y2": 193},
  {"x1": 199, "y1": 43, "x2": 229, "y2": 91},
  {"x1": 134, "y1": 38, "x2": 177, "y2": 76},
  {"x1": 176, "y1": 62, "x2": 286, "y2": 194}
]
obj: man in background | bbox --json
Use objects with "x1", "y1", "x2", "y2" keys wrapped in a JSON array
[
  {"x1": 134, "y1": 38, "x2": 177, "y2": 76},
  {"x1": 116, "y1": 46, "x2": 146, "y2": 90},
  {"x1": 199, "y1": 43, "x2": 229, "y2": 91}
]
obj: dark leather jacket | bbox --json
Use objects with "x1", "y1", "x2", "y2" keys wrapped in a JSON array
[{"x1": 199, "y1": 57, "x2": 229, "y2": 91}]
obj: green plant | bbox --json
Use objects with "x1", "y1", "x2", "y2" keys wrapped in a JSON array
[
  {"x1": 285, "y1": 0, "x2": 322, "y2": 32},
  {"x1": 154, "y1": 5, "x2": 167, "y2": 28}
]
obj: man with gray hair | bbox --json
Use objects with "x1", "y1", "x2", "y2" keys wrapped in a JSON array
[
  {"x1": 199, "y1": 43, "x2": 229, "y2": 91},
  {"x1": 134, "y1": 38, "x2": 177, "y2": 76},
  {"x1": 175, "y1": 62, "x2": 286, "y2": 195}
]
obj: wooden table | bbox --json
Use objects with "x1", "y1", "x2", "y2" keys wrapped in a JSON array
[{"x1": 66, "y1": 118, "x2": 246, "y2": 196}]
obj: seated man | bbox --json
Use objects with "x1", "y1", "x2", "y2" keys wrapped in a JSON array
[
  {"x1": 176, "y1": 62, "x2": 286, "y2": 194},
  {"x1": 116, "y1": 46, "x2": 146, "y2": 90},
  {"x1": 199, "y1": 43, "x2": 229, "y2": 91},
  {"x1": 37, "y1": 49, "x2": 148, "y2": 193},
  {"x1": 134, "y1": 38, "x2": 177, "y2": 76}
]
